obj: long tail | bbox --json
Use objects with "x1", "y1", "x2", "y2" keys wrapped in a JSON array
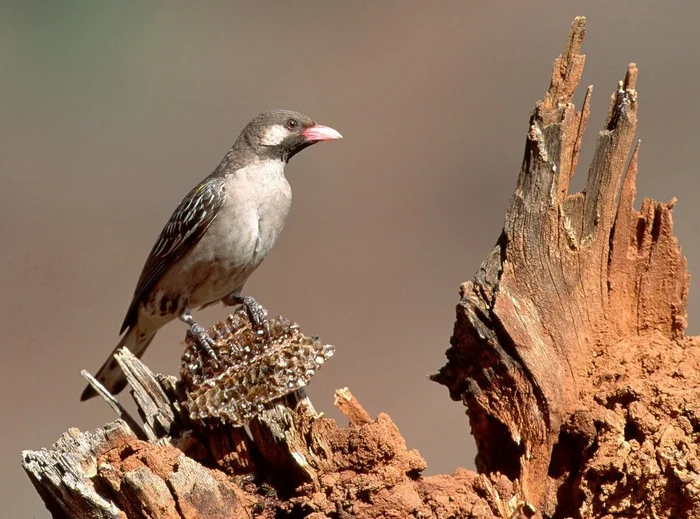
[{"x1": 80, "y1": 327, "x2": 156, "y2": 401}]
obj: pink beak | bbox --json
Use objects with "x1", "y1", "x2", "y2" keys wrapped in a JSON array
[{"x1": 303, "y1": 124, "x2": 343, "y2": 142}]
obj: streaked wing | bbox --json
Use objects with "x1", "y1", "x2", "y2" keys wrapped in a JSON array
[{"x1": 120, "y1": 177, "x2": 227, "y2": 333}]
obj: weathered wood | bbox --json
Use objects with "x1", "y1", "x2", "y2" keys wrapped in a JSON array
[
  {"x1": 22, "y1": 418, "x2": 255, "y2": 519},
  {"x1": 115, "y1": 348, "x2": 178, "y2": 439},
  {"x1": 81, "y1": 369, "x2": 148, "y2": 441},
  {"x1": 22, "y1": 421, "x2": 139, "y2": 519},
  {"x1": 433, "y1": 15, "x2": 698, "y2": 518},
  {"x1": 247, "y1": 389, "x2": 335, "y2": 491}
]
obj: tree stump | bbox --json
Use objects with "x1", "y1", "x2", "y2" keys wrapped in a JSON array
[
  {"x1": 23, "y1": 16, "x2": 700, "y2": 519},
  {"x1": 433, "y1": 16, "x2": 699, "y2": 518}
]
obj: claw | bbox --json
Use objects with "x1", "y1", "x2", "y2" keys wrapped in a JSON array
[
  {"x1": 187, "y1": 323, "x2": 219, "y2": 364},
  {"x1": 243, "y1": 296, "x2": 270, "y2": 339}
]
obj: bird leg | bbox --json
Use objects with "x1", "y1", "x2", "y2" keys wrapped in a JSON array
[
  {"x1": 222, "y1": 293, "x2": 270, "y2": 338},
  {"x1": 179, "y1": 309, "x2": 219, "y2": 362}
]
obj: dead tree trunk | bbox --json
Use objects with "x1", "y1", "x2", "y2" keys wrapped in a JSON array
[
  {"x1": 23, "y1": 17, "x2": 700, "y2": 519},
  {"x1": 434, "y1": 16, "x2": 699, "y2": 518}
]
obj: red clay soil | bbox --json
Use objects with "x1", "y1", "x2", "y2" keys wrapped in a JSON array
[
  {"x1": 564, "y1": 333, "x2": 700, "y2": 518},
  {"x1": 96, "y1": 412, "x2": 515, "y2": 518},
  {"x1": 81, "y1": 327, "x2": 700, "y2": 519}
]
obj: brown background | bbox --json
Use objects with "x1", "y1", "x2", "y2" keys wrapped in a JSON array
[{"x1": 2, "y1": 3, "x2": 699, "y2": 516}]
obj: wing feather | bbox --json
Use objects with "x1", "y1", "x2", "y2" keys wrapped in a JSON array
[{"x1": 119, "y1": 177, "x2": 227, "y2": 333}]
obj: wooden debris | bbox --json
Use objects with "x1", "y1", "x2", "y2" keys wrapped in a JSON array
[{"x1": 334, "y1": 387, "x2": 372, "y2": 425}]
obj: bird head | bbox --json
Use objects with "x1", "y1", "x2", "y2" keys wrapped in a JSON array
[{"x1": 242, "y1": 109, "x2": 342, "y2": 163}]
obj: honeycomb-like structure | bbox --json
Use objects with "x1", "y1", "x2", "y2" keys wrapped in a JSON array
[{"x1": 181, "y1": 309, "x2": 334, "y2": 426}]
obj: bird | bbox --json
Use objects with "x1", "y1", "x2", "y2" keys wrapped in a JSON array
[{"x1": 81, "y1": 109, "x2": 342, "y2": 401}]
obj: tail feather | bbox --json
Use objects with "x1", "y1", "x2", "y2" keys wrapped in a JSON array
[{"x1": 80, "y1": 327, "x2": 155, "y2": 401}]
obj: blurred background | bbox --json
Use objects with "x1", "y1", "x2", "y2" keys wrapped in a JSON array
[{"x1": 2, "y1": 2, "x2": 700, "y2": 516}]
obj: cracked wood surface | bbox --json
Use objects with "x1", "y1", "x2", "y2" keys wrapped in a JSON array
[{"x1": 433, "y1": 15, "x2": 691, "y2": 516}]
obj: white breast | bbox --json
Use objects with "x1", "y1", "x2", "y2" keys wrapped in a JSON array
[
  {"x1": 204, "y1": 160, "x2": 292, "y2": 292},
  {"x1": 152, "y1": 160, "x2": 292, "y2": 311}
]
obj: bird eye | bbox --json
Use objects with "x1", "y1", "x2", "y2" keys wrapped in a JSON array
[{"x1": 285, "y1": 118, "x2": 298, "y2": 130}]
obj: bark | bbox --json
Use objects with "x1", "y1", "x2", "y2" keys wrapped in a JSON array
[{"x1": 23, "y1": 16, "x2": 700, "y2": 519}]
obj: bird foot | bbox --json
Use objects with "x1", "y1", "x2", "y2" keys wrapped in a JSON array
[
  {"x1": 243, "y1": 296, "x2": 270, "y2": 339},
  {"x1": 187, "y1": 323, "x2": 219, "y2": 364}
]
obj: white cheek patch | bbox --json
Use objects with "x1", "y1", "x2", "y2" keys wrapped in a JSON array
[{"x1": 260, "y1": 124, "x2": 290, "y2": 146}]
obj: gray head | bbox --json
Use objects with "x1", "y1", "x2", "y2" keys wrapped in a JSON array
[{"x1": 235, "y1": 109, "x2": 342, "y2": 163}]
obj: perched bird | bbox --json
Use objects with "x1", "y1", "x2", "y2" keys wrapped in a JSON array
[{"x1": 81, "y1": 110, "x2": 342, "y2": 401}]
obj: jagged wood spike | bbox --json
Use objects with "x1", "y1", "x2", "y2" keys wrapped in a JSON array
[
  {"x1": 80, "y1": 369, "x2": 148, "y2": 441},
  {"x1": 115, "y1": 347, "x2": 178, "y2": 439}
]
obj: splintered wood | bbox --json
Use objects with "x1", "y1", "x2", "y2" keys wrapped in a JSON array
[
  {"x1": 334, "y1": 387, "x2": 373, "y2": 425},
  {"x1": 434, "y1": 15, "x2": 696, "y2": 518},
  {"x1": 26, "y1": 312, "x2": 501, "y2": 518}
]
